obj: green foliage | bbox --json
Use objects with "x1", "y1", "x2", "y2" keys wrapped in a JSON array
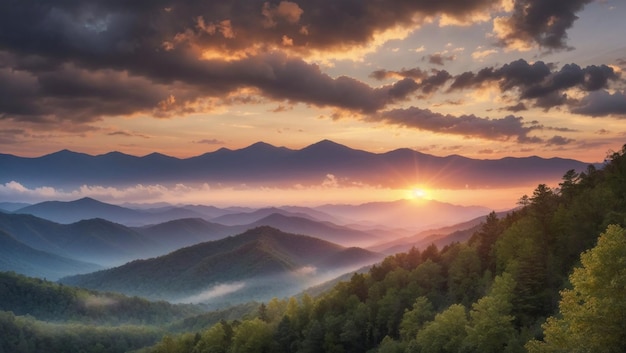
[
  {"x1": 0, "y1": 271, "x2": 199, "y2": 326},
  {"x1": 415, "y1": 304, "x2": 468, "y2": 353},
  {"x1": 445, "y1": 244, "x2": 482, "y2": 307},
  {"x1": 465, "y1": 273, "x2": 518, "y2": 353},
  {"x1": 527, "y1": 225, "x2": 626, "y2": 353},
  {"x1": 399, "y1": 296, "x2": 434, "y2": 340},
  {"x1": 0, "y1": 311, "x2": 163, "y2": 353}
]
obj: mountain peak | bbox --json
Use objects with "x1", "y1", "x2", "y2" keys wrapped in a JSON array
[
  {"x1": 74, "y1": 197, "x2": 102, "y2": 204},
  {"x1": 43, "y1": 149, "x2": 87, "y2": 158},
  {"x1": 240, "y1": 141, "x2": 279, "y2": 152},
  {"x1": 306, "y1": 139, "x2": 348, "y2": 149}
]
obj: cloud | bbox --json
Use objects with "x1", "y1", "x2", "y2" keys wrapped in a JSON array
[
  {"x1": 293, "y1": 266, "x2": 317, "y2": 276},
  {"x1": 426, "y1": 53, "x2": 456, "y2": 66},
  {"x1": 0, "y1": 0, "x2": 608, "y2": 136},
  {"x1": 194, "y1": 138, "x2": 225, "y2": 145},
  {"x1": 449, "y1": 59, "x2": 619, "y2": 109},
  {"x1": 492, "y1": 0, "x2": 593, "y2": 50},
  {"x1": 81, "y1": 295, "x2": 118, "y2": 308},
  {"x1": 369, "y1": 68, "x2": 452, "y2": 95},
  {"x1": 570, "y1": 90, "x2": 626, "y2": 117},
  {"x1": 369, "y1": 67, "x2": 428, "y2": 81},
  {"x1": 501, "y1": 102, "x2": 528, "y2": 112},
  {"x1": 262, "y1": 1, "x2": 304, "y2": 28},
  {"x1": 546, "y1": 135, "x2": 575, "y2": 146},
  {"x1": 175, "y1": 282, "x2": 246, "y2": 304},
  {"x1": 108, "y1": 130, "x2": 150, "y2": 138},
  {"x1": 1, "y1": 49, "x2": 427, "y2": 127},
  {"x1": 369, "y1": 107, "x2": 543, "y2": 143},
  {"x1": 0, "y1": 0, "x2": 531, "y2": 128},
  {"x1": 471, "y1": 48, "x2": 498, "y2": 61}
]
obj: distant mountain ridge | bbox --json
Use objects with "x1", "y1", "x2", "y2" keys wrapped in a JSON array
[
  {"x1": 60, "y1": 226, "x2": 384, "y2": 306},
  {"x1": 0, "y1": 212, "x2": 162, "y2": 266},
  {"x1": 0, "y1": 229, "x2": 102, "y2": 280},
  {"x1": 13, "y1": 197, "x2": 207, "y2": 226},
  {"x1": 0, "y1": 140, "x2": 596, "y2": 189}
]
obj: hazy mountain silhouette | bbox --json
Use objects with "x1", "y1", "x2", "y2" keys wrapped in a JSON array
[
  {"x1": 60, "y1": 226, "x2": 383, "y2": 306},
  {"x1": 0, "y1": 212, "x2": 161, "y2": 265},
  {"x1": 315, "y1": 199, "x2": 491, "y2": 230},
  {"x1": 368, "y1": 211, "x2": 511, "y2": 254},
  {"x1": 14, "y1": 197, "x2": 145, "y2": 224},
  {"x1": 0, "y1": 140, "x2": 596, "y2": 189},
  {"x1": 210, "y1": 207, "x2": 328, "y2": 225},
  {"x1": 135, "y1": 218, "x2": 233, "y2": 250},
  {"x1": 0, "y1": 229, "x2": 102, "y2": 280},
  {"x1": 14, "y1": 197, "x2": 212, "y2": 226},
  {"x1": 238, "y1": 213, "x2": 380, "y2": 246},
  {"x1": 0, "y1": 202, "x2": 31, "y2": 212}
]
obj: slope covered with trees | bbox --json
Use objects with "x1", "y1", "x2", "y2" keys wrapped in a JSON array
[
  {"x1": 144, "y1": 145, "x2": 626, "y2": 353},
  {"x1": 0, "y1": 271, "x2": 207, "y2": 353},
  {"x1": 60, "y1": 226, "x2": 383, "y2": 305}
]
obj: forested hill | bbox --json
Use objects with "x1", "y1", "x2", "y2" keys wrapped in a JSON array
[
  {"x1": 145, "y1": 145, "x2": 626, "y2": 353},
  {"x1": 0, "y1": 271, "x2": 200, "y2": 326}
]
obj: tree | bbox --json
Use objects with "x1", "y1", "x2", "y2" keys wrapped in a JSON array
[
  {"x1": 399, "y1": 296, "x2": 434, "y2": 341},
  {"x1": 229, "y1": 318, "x2": 272, "y2": 353},
  {"x1": 470, "y1": 211, "x2": 504, "y2": 273},
  {"x1": 465, "y1": 273, "x2": 518, "y2": 353},
  {"x1": 273, "y1": 316, "x2": 298, "y2": 353},
  {"x1": 415, "y1": 304, "x2": 468, "y2": 353},
  {"x1": 527, "y1": 225, "x2": 626, "y2": 353},
  {"x1": 446, "y1": 245, "x2": 482, "y2": 306},
  {"x1": 192, "y1": 322, "x2": 229, "y2": 353}
]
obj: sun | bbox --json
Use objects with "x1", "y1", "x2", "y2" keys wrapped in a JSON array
[
  {"x1": 407, "y1": 187, "x2": 430, "y2": 200},
  {"x1": 412, "y1": 188, "x2": 427, "y2": 198}
]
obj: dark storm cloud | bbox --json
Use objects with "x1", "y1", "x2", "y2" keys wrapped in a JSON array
[
  {"x1": 495, "y1": 0, "x2": 593, "y2": 50},
  {"x1": 571, "y1": 90, "x2": 626, "y2": 117},
  {"x1": 4, "y1": 0, "x2": 509, "y2": 123},
  {"x1": 0, "y1": 0, "x2": 503, "y2": 69},
  {"x1": 449, "y1": 59, "x2": 619, "y2": 109},
  {"x1": 0, "y1": 49, "x2": 421, "y2": 124},
  {"x1": 370, "y1": 107, "x2": 543, "y2": 143},
  {"x1": 0, "y1": 0, "x2": 604, "y2": 127}
]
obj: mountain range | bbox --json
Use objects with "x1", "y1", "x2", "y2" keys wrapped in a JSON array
[
  {"x1": 0, "y1": 229, "x2": 102, "y2": 280},
  {"x1": 60, "y1": 226, "x2": 384, "y2": 306},
  {"x1": 0, "y1": 140, "x2": 596, "y2": 190},
  {"x1": 11, "y1": 196, "x2": 491, "y2": 238},
  {"x1": 0, "y1": 212, "x2": 162, "y2": 266}
]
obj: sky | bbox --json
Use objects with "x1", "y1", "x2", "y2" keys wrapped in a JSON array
[
  {"x1": 1, "y1": 0, "x2": 625, "y2": 162},
  {"x1": 1, "y1": 1, "x2": 626, "y2": 208}
]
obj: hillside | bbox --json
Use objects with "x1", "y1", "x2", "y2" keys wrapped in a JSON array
[
  {"x1": 134, "y1": 218, "x2": 233, "y2": 250},
  {"x1": 369, "y1": 210, "x2": 511, "y2": 254},
  {"x1": 0, "y1": 230, "x2": 102, "y2": 280},
  {"x1": 60, "y1": 226, "x2": 384, "y2": 305},
  {"x1": 0, "y1": 271, "x2": 200, "y2": 325},
  {"x1": 0, "y1": 213, "x2": 162, "y2": 266},
  {"x1": 240, "y1": 213, "x2": 380, "y2": 246}
]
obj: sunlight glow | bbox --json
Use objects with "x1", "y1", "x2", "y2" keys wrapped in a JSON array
[{"x1": 406, "y1": 187, "x2": 432, "y2": 201}]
